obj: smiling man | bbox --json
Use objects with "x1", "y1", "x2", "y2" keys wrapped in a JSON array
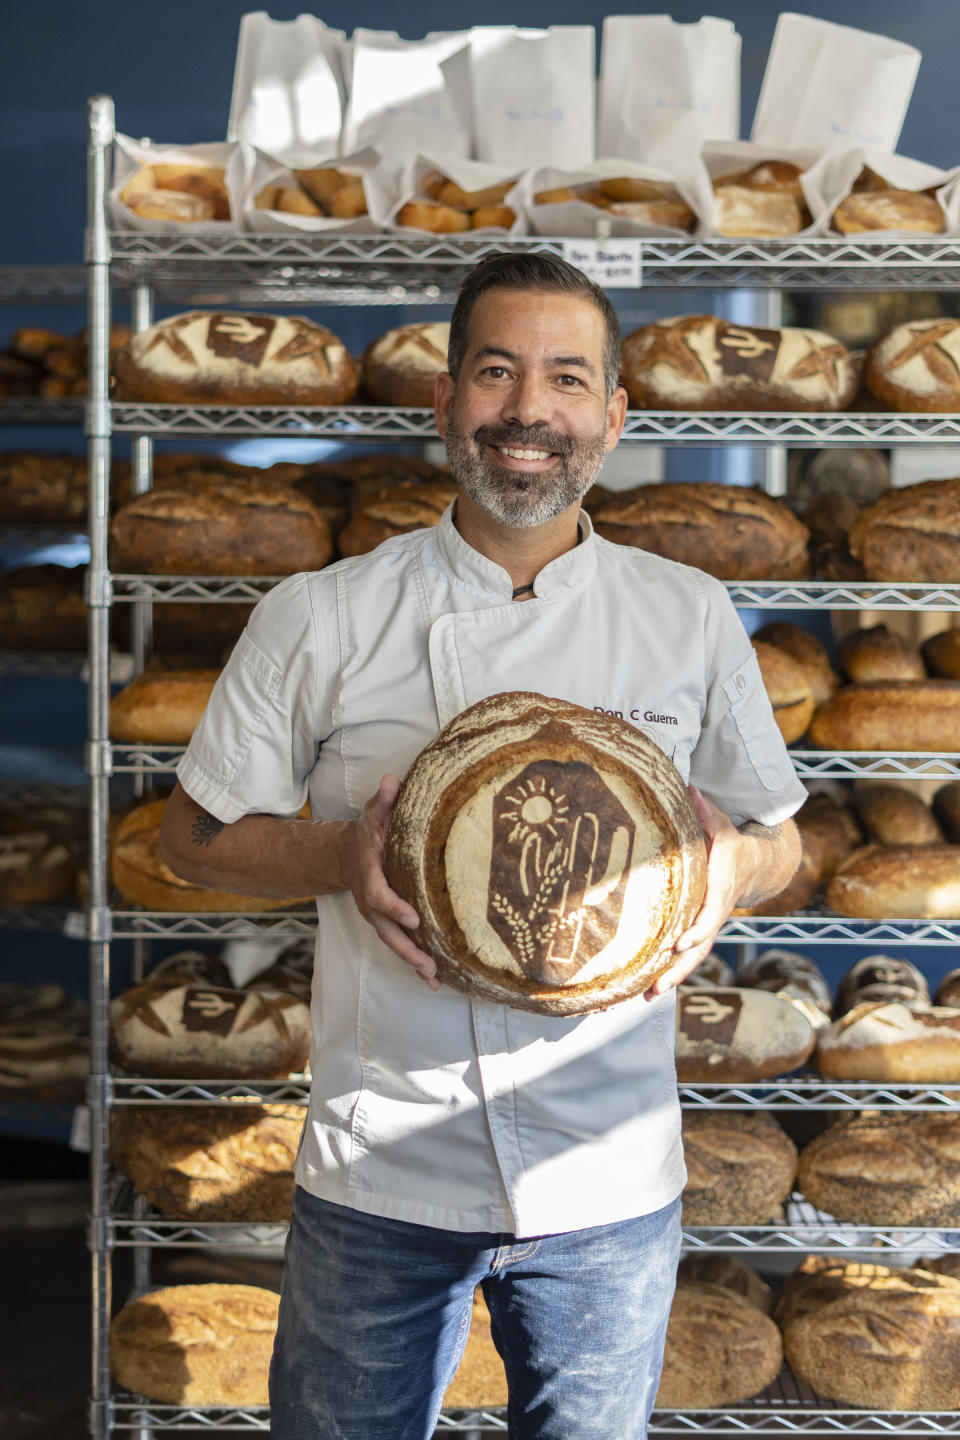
[{"x1": 159, "y1": 252, "x2": 804, "y2": 1439}]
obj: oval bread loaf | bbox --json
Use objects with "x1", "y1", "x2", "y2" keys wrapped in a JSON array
[
  {"x1": 675, "y1": 986, "x2": 816, "y2": 1081},
  {"x1": 796, "y1": 1112, "x2": 960, "y2": 1226},
  {"x1": 815, "y1": 1000, "x2": 960, "y2": 1081},
  {"x1": 847, "y1": 477, "x2": 960, "y2": 581},
  {"x1": 826, "y1": 843, "x2": 960, "y2": 919},
  {"x1": 808, "y1": 680, "x2": 960, "y2": 751},
  {"x1": 109, "y1": 669, "x2": 219, "y2": 743},
  {"x1": 655, "y1": 1285, "x2": 783, "y2": 1408}
]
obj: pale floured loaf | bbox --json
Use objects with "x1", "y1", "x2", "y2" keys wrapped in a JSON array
[
  {"x1": 110, "y1": 1284, "x2": 279, "y2": 1404},
  {"x1": 796, "y1": 1112, "x2": 960, "y2": 1227},
  {"x1": 864, "y1": 319, "x2": 960, "y2": 412},
  {"x1": 835, "y1": 954, "x2": 930, "y2": 1015},
  {"x1": 383, "y1": 692, "x2": 707, "y2": 1016},
  {"x1": 113, "y1": 311, "x2": 357, "y2": 406},
  {"x1": 621, "y1": 316, "x2": 857, "y2": 412},
  {"x1": 826, "y1": 843, "x2": 960, "y2": 919},
  {"x1": 675, "y1": 986, "x2": 816, "y2": 1081},
  {"x1": 361, "y1": 322, "x2": 450, "y2": 407},
  {"x1": 816, "y1": 1000, "x2": 960, "y2": 1081}
]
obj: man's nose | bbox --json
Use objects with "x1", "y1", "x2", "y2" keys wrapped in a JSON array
[{"x1": 502, "y1": 372, "x2": 551, "y2": 428}]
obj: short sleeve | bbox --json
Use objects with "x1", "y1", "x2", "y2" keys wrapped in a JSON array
[
  {"x1": 176, "y1": 571, "x2": 338, "y2": 824},
  {"x1": 689, "y1": 582, "x2": 807, "y2": 828}
]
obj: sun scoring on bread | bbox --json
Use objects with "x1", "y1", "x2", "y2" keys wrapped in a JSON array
[{"x1": 383, "y1": 693, "x2": 706, "y2": 1016}]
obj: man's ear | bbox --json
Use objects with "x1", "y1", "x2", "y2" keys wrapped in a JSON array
[
  {"x1": 604, "y1": 385, "x2": 628, "y2": 453},
  {"x1": 434, "y1": 371, "x2": 454, "y2": 438}
]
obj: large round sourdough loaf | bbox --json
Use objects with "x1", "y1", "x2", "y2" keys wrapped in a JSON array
[
  {"x1": 847, "y1": 477, "x2": 960, "y2": 581},
  {"x1": 864, "y1": 319, "x2": 960, "y2": 413},
  {"x1": 383, "y1": 693, "x2": 707, "y2": 1016},
  {"x1": 110, "y1": 1104, "x2": 304, "y2": 1220},
  {"x1": 815, "y1": 1000, "x2": 960, "y2": 1081},
  {"x1": 113, "y1": 311, "x2": 357, "y2": 406},
  {"x1": 808, "y1": 680, "x2": 960, "y2": 751},
  {"x1": 796, "y1": 1112, "x2": 960, "y2": 1226},
  {"x1": 337, "y1": 479, "x2": 458, "y2": 558},
  {"x1": 681, "y1": 1109, "x2": 798, "y2": 1225},
  {"x1": 589, "y1": 482, "x2": 809, "y2": 580},
  {"x1": 360, "y1": 322, "x2": 450, "y2": 407},
  {"x1": 110, "y1": 1284, "x2": 279, "y2": 1404},
  {"x1": 675, "y1": 986, "x2": 817, "y2": 1081},
  {"x1": 835, "y1": 954, "x2": 930, "y2": 1015},
  {"x1": 655, "y1": 1284, "x2": 783, "y2": 1408},
  {"x1": 620, "y1": 316, "x2": 857, "y2": 411},
  {"x1": 826, "y1": 843, "x2": 960, "y2": 919}
]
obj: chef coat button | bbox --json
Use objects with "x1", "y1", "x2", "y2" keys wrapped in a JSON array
[{"x1": 736, "y1": 674, "x2": 746, "y2": 692}]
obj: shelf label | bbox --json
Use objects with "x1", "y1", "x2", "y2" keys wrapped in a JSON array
[
  {"x1": 70, "y1": 1105, "x2": 91, "y2": 1153},
  {"x1": 561, "y1": 239, "x2": 642, "y2": 289},
  {"x1": 62, "y1": 910, "x2": 87, "y2": 940}
]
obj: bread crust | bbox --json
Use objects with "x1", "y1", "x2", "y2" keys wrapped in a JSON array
[
  {"x1": 360, "y1": 322, "x2": 450, "y2": 407},
  {"x1": 338, "y1": 480, "x2": 457, "y2": 557},
  {"x1": 681, "y1": 1109, "x2": 798, "y2": 1225},
  {"x1": 848, "y1": 477, "x2": 960, "y2": 581},
  {"x1": 797, "y1": 1112, "x2": 960, "y2": 1226},
  {"x1": 864, "y1": 320, "x2": 960, "y2": 413},
  {"x1": 808, "y1": 679, "x2": 960, "y2": 751},
  {"x1": 675, "y1": 986, "x2": 816, "y2": 1081},
  {"x1": 109, "y1": 669, "x2": 219, "y2": 743},
  {"x1": 816, "y1": 1000, "x2": 960, "y2": 1081},
  {"x1": 656, "y1": 1284, "x2": 783, "y2": 1408}
]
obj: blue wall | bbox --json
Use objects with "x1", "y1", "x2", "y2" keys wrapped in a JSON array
[{"x1": 2, "y1": 2, "x2": 958, "y2": 264}]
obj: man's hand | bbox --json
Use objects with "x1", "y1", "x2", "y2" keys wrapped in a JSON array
[
  {"x1": 644, "y1": 786, "x2": 800, "y2": 999},
  {"x1": 338, "y1": 774, "x2": 440, "y2": 991}
]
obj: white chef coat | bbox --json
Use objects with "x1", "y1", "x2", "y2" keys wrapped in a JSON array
[{"x1": 178, "y1": 505, "x2": 806, "y2": 1237}]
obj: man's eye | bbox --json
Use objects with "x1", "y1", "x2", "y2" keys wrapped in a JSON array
[
  {"x1": 482, "y1": 366, "x2": 509, "y2": 379},
  {"x1": 556, "y1": 374, "x2": 583, "y2": 387}
]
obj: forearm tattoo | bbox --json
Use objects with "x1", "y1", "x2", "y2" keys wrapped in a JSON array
[
  {"x1": 191, "y1": 811, "x2": 225, "y2": 847},
  {"x1": 737, "y1": 820, "x2": 784, "y2": 843}
]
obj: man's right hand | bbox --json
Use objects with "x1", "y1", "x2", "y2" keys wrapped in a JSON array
[{"x1": 339, "y1": 774, "x2": 440, "y2": 991}]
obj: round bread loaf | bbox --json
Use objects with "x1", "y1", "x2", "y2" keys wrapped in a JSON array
[
  {"x1": 621, "y1": 315, "x2": 857, "y2": 412},
  {"x1": 0, "y1": 1024, "x2": 88, "y2": 1101},
  {"x1": 935, "y1": 968, "x2": 960, "y2": 1007},
  {"x1": 796, "y1": 1112, "x2": 960, "y2": 1226},
  {"x1": 383, "y1": 692, "x2": 707, "y2": 1016},
  {"x1": 0, "y1": 980, "x2": 87, "y2": 1030},
  {"x1": 833, "y1": 189, "x2": 944, "y2": 235},
  {"x1": 361, "y1": 322, "x2": 450, "y2": 407},
  {"x1": 147, "y1": 949, "x2": 233, "y2": 989},
  {"x1": 835, "y1": 954, "x2": 930, "y2": 1016},
  {"x1": 246, "y1": 938, "x2": 314, "y2": 1000},
  {"x1": 847, "y1": 477, "x2": 960, "y2": 581},
  {"x1": 776, "y1": 1254, "x2": 952, "y2": 1329},
  {"x1": 111, "y1": 479, "x2": 332, "y2": 576},
  {"x1": 752, "y1": 622, "x2": 839, "y2": 707},
  {"x1": 681, "y1": 1109, "x2": 798, "y2": 1225},
  {"x1": 110, "y1": 1284, "x2": 279, "y2": 1404},
  {"x1": 826, "y1": 843, "x2": 960, "y2": 919},
  {"x1": 815, "y1": 1000, "x2": 960, "y2": 1081},
  {"x1": 109, "y1": 668, "x2": 219, "y2": 743},
  {"x1": 676, "y1": 1254, "x2": 772, "y2": 1313},
  {"x1": 865, "y1": 320, "x2": 960, "y2": 413},
  {"x1": 113, "y1": 311, "x2": 357, "y2": 406},
  {"x1": 109, "y1": 978, "x2": 311, "y2": 1079},
  {"x1": 655, "y1": 1284, "x2": 783, "y2": 1408},
  {"x1": 796, "y1": 792, "x2": 860, "y2": 883},
  {"x1": 752, "y1": 640, "x2": 815, "y2": 743},
  {"x1": 681, "y1": 952, "x2": 735, "y2": 990},
  {"x1": 110, "y1": 1104, "x2": 304, "y2": 1220},
  {"x1": 0, "y1": 451, "x2": 89, "y2": 525},
  {"x1": 736, "y1": 948, "x2": 832, "y2": 1024},
  {"x1": 922, "y1": 626, "x2": 960, "y2": 679},
  {"x1": 337, "y1": 479, "x2": 458, "y2": 558},
  {"x1": 0, "y1": 829, "x2": 75, "y2": 904},
  {"x1": 784, "y1": 1276, "x2": 960, "y2": 1409},
  {"x1": 808, "y1": 680, "x2": 960, "y2": 751},
  {"x1": 0, "y1": 563, "x2": 88, "y2": 650},
  {"x1": 675, "y1": 986, "x2": 816, "y2": 1081},
  {"x1": 852, "y1": 783, "x2": 943, "y2": 846},
  {"x1": 933, "y1": 781, "x2": 960, "y2": 842},
  {"x1": 590, "y1": 482, "x2": 809, "y2": 581},
  {"x1": 111, "y1": 797, "x2": 312, "y2": 912},
  {"x1": 837, "y1": 624, "x2": 926, "y2": 683}
]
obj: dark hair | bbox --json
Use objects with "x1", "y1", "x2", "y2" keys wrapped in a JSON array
[{"x1": 446, "y1": 251, "x2": 622, "y2": 399}]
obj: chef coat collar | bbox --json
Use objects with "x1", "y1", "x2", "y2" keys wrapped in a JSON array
[{"x1": 434, "y1": 501, "x2": 598, "y2": 603}]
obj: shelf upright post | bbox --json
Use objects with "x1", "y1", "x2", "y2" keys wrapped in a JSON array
[{"x1": 85, "y1": 92, "x2": 115, "y2": 1440}]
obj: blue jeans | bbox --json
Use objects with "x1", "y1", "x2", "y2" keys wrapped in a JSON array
[{"x1": 270, "y1": 1187, "x2": 682, "y2": 1440}]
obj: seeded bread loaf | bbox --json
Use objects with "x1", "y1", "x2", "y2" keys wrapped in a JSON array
[
  {"x1": 383, "y1": 692, "x2": 707, "y2": 1016},
  {"x1": 655, "y1": 1284, "x2": 783, "y2": 1408},
  {"x1": 681, "y1": 1109, "x2": 798, "y2": 1225},
  {"x1": 796, "y1": 1112, "x2": 960, "y2": 1226}
]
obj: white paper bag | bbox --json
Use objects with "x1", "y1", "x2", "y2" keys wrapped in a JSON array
[
  {"x1": 383, "y1": 155, "x2": 528, "y2": 237},
  {"x1": 341, "y1": 30, "x2": 473, "y2": 174},
  {"x1": 803, "y1": 147, "x2": 955, "y2": 236},
  {"x1": 469, "y1": 27, "x2": 595, "y2": 169},
  {"x1": 752, "y1": 13, "x2": 921, "y2": 154},
  {"x1": 228, "y1": 11, "x2": 347, "y2": 164},
  {"x1": 598, "y1": 16, "x2": 740, "y2": 172},
  {"x1": 109, "y1": 136, "x2": 245, "y2": 234},
  {"x1": 243, "y1": 146, "x2": 382, "y2": 235},
  {"x1": 702, "y1": 140, "x2": 826, "y2": 236}
]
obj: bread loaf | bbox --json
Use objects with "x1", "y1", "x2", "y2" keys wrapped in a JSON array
[
  {"x1": 853, "y1": 784, "x2": 943, "y2": 846},
  {"x1": 676, "y1": 1254, "x2": 772, "y2": 1313},
  {"x1": 590, "y1": 482, "x2": 809, "y2": 581},
  {"x1": 826, "y1": 843, "x2": 960, "y2": 919},
  {"x1": 833, "y1": 190, "x2": 943, "y2": 234},
  {"x1": 934, "y1": 968, "x2": 960, "y2": 1007},
  {"x1": 0, "y1": 451, "x2": 91, "y2": 525},
  {"x1": 835, "y1": 955, "x2": 930, "y2": 1015},
  {"x1": 816, "y1": 1000, "x2": 960, "y2": 1081},
  {"x1": 796, "y1": 792, "x2": 860, "y2": 883},
  {"x1": 383, "y1": 692, "x2": 707, "y2": 1017},
  {"x1": 796, "y1": 1112, "x2": 960, "y2": 1226},
  {"x1": 681, "y1": 1109, "x2": 798, "y2": 1225},
  {"x1": 848, "y1": 477, "x2": 960, "y2": 581},
  {"x1": 752, "y1": 622, "x2": 839, "y2": 707},
  {"x1": 246, "y1": 937, "x2": 314, "y2": 1000},
  {"x1": 0, "y1": 829, "x2": 75, "y2": 904},
  {"x1": 675, "y1": 986, "x2": 816, "y2": 1081},
  {"x1": 109, "y1": 668, "x2": 219, "y2": 743},
  {"x1": 681, "y1": 952, "x2": 735, "y2": 989},
  {"x1": 865, "y1": 320, "x2": 960, "y2": 412},
  {"x1": 736, "y1": 948, "x2": 832, "y2": 1024},
  {"x1": 621, "y1": 316, "x2": 857, "y2": 412},
  {"x1": 776, "y1": 1254, "x2": 952, "y2": 1329},
  {"x1": 837, "y1": 624, "x2": 926, "y2": 683},
  {"x1": 808, "y1": 680, "x2": 960, "y2": 751},
  {"x1": 114, "y1": 311, "x2": 357, "y2": 406},
  {"x1": 146, "y1": 949, "x2": 233, "y2": 989},
  {"x1": 361, "y1": 323, "x2": 449, "y2": 407},
  {"x1": 110, "y1": 1284, "x2": 279, "y2": 1404},
  {"x1": 110, "y1": 1104, "x2": 303, "y2": 1220},
  {"x1": 752, "y1": 640, "x2": 814, "y2": 743},
  {"x1": 111, "y1": 480, "x2": 333, "y2": 576},
  {"x1": 111, "y1": 798, "x2": 313, "y2": 912},
  {"x1": 337, "y1": 480, "x2": 457, "y2": 558},
  {"x1": 0, "y1": 563, "x2": 88, "y2": 650},
  {"x1": 655, "y1": 1285, "x2": 783, "y2": 1408},
  {"x1": 933, "y1": 781, "x2": 960, "y2": 841},
  {"x1": 922, "y1": 626, "x2": 960, "y2": 680}
]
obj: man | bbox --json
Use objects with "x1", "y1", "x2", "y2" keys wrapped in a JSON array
[{"x1": 159, "y1": 252, "x2": 804, "y2": 1440}]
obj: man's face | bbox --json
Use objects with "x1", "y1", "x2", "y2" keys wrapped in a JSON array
[{"x1": 435, "y1": 289, "x2": 627, "y2": 529}]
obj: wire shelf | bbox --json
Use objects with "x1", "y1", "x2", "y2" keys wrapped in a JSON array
[
  {"x1": 109, "y1": 402, "x2": 960, "y2": 446},
  {"x1": 0, "y1": 398, "x2": 86, "y2": 425},
  {"x1": 678, "y1": 1079, "x2": 960, "y2": 1110},
  {"x1": 726, "y1": 581, "x2": 960, "y2": 612},
  {"x1": 0, "y1": 264, "x2": 89, "y2": 301},
  {"x1": 104, "y1": 910, "x2": 317, "y2": 940},
  {"x1": 109, "y1": 1076, "x2": 310, "y2": 1105},
  {"x1": 107, "y1": 232, "x2": 960, "y2": 292},
  {"x1": 0, "y1": 903, "x2": 80, "y2": 934},
  {"x1": 0, "y1": 651, "x2": 88, "y2": 677}
]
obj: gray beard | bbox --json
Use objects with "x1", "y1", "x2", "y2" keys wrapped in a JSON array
[{"x1": 444, "y1": 418, "x2": 608, "y2": 529}]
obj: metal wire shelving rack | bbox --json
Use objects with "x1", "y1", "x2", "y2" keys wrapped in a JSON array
[{"x1": 82, "y1": 93, "x2": 960, "y2": 1440}]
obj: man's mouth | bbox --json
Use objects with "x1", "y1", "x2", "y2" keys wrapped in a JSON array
[{"x1": 495, "y1": 445, "x2": 555, "y2": 461}]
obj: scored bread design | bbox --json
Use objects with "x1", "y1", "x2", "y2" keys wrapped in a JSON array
[
  {"x1": 815, "y1": 1000, "x2": 960, "y2": 1082},
  {"x1": 675, "y1": 987, "x2": 816, "y2": 1081},
  {"x1": 383, "y1": 692, "x2": 706, "y2": 1016},
  {"x1": 796, "y1": 1112, "x2": 960, "y2": 1226},
  {"x1": 360, "y1": 322, "x2": 450, "y2": 407},
  {"x1": 865, "y1": 319, "x2": 960, "y2": 413},
  {"x1": 847, "y1": 477, "x2": 960, "y2": 582},
  {"x1": 655, "y1": 1284, "x2": 783, "y2": 1408}
]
